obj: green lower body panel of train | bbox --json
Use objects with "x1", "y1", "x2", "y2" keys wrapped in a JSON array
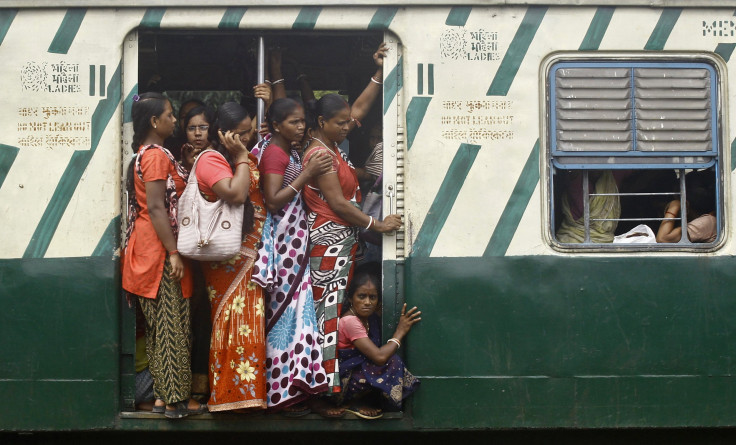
[{"x1": 2, "y1": 256, "x2": 736, "y2": 431}]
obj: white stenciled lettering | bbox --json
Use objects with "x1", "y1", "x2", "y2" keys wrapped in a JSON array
[
  {"x1": 702, "y1": 20, "x2": 736, "y2": 37},
  {"x1": 16, "y1": 106, "x2": 92, "y2": 150},
  {"x1": 441, "y1": 100, "x2": 515, "y2": 143}
]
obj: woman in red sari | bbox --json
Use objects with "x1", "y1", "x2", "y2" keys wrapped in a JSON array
[
  {"x1": 302, "y1": 94, "x2": 401, "y2": 398},
  {"x1": 195, "y1": 101, "x2": 268, "y2": 412}
]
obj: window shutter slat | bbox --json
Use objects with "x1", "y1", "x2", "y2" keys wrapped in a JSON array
[
  {"x1": 635, "y1": 68, "x2": 711, "y2": 152},
  {"x1": 555, "y1": 68, "x2": 633, "y2": 152}
]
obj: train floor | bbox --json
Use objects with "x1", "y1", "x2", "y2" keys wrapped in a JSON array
[{"x1": 6, "y1": 429, "x2": 736, "y2": 445}]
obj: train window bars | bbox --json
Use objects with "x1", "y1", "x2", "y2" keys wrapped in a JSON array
[{"x1": 547, "y1": 59, "x2": 722, "y2": 249}]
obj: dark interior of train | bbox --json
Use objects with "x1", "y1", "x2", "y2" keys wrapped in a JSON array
[{"x1": 138, "y1": 30, "x2": 384, "y2": 166}]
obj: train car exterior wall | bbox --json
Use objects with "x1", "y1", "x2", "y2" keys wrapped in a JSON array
[{"x1": 2, "y1": 1, "x2": 736, "y2": 431}]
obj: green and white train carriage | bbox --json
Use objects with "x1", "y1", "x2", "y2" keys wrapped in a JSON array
[{"x1": 3, "y1": 0, "x2": 736, "y2": 432}]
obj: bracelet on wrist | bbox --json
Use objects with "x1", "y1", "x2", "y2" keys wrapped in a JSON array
[
  {"x1": 235, "y1": 161, "x2": 249, "y2": 168},
  {"x1": 366, "y1": 216, "x2": 374, "y2": 230},
  {"x1": 271, "y1": 78, "x2": 285, "y2": 85},
  {"x1": 288, "y1": 184, "x2": 300, "y2": 194},
  {"x1": 168, "y1": 249, "x2": 179, "y2": 256},
  {"x1": 370, "y1": 76, "x2": 383, "y2": 85},
  {"x1": 388, "y1": 338, "x2": 401, "y2": 348}
]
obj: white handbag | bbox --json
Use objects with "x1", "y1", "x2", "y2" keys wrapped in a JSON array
[{"x1": 177, "y1": 149, "x2": 244, "y2": 261}]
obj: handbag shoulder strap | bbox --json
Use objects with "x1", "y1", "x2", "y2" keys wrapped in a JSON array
[{"x1": 188, "y1": 148, "x2": 226, "y2": 185}]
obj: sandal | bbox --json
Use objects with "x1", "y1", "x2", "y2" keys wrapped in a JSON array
[
  {"x1": 164, "y1": 401, "x2": 209, "y2": 419},
  {"x1": 151, "y1": 399, "x2": 165, "y2": 414},
  {"x1": 308, "y1": 398, "x2": 345, "y2": 419},
  {"x1": 281, "y1": 402, "x2": 311, "y2": 418},
  {"x1": 344, "y1": 401, "x2": 383, "y2": 420}
]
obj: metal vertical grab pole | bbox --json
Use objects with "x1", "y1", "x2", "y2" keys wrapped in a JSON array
[{"x1": 257, "y1": 36, "x2": 265, "y2": 142}]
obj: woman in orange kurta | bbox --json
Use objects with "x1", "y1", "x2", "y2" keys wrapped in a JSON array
[
  {"x1": 122, "y1": 92, "x2": 206, "y2": 419},
  {"x1": 196, "y1": 102, "x2": 268, "y2": 412}
]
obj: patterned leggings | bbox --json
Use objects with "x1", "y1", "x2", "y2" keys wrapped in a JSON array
[{"x1": 138, "y1": 258, "x2": 192, "y2": 405}]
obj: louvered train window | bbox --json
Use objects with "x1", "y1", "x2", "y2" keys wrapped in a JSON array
[{"x1": 548, "y1": 60, "x2": 722, "y2": 249}]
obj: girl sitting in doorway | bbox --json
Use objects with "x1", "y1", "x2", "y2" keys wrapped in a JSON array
[{"x1": 337, "y1": 263, "x2": 421, "y2": 419}]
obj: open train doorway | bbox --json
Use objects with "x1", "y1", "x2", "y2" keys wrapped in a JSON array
[{"x1": 120, "y1": 28, "x2": 404, "y2": 415}]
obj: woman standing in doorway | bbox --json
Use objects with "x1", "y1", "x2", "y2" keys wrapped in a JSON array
[
  {"x1": 303, "y1": 94, "x2": 401, "y2": 395},
  {"x1": 197, "y1": 102, "x2": 268, "y2": 412},
  {"x1": 252, "y1": 98, "x2": 332, "y2": 412},
  {"x1": 122, "y1": 92, "x2": 207, "y2": 419}
]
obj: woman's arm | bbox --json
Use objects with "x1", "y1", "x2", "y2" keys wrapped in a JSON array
[
  {"x1": 351, "y1": 304, "x2": 421, "y2": 366},
  {"x1": 145, "y1": 180, "x2": 184, "y2": 281},
  {"x1": 180, "y1": 143, "x2": 199, "y2": 171},
  {"x1": 253, "y1": 82, "x2": 273, "y2": 115},
  {"x1": 348, "y1": 42, "x2": 387, "y2": 131},
  {"x1": 261, "y1": 152, "x2": 332, "y2": 213},
  {"x1": 656, "y1": 199, "x2": 682, "y2": 243},
  {"x1": 314, "y1": 163, "x2": 400, "y2": 233},
  {"x1": 298, "y1": 74, "x2": 315, "y2": 104},
  {"x1": 210, "y1": 132, "x2": 252, "y2": 205},
  {"x1": 269, "y1": 49, "x2": 287, "y2": 101}
]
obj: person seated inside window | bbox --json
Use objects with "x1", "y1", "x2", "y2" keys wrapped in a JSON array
[
  {"x1": 656, "y1": 169, "x2": 717, "y2": 243},
  {"x1": 555, "y1": 170, "x2": 630, "y2": 243},
  {"x1": 337, "y1": 263, "x2": 421, "y2": 420}
]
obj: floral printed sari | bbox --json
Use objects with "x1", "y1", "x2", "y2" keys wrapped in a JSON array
[{"x1": 202, "y1": 153, "x2": 268, "y2": 412}]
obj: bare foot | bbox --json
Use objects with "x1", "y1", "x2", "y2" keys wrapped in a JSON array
[
  {"x1": 137, "y1": 400, "x2": 155, "y2": 411},
  {"x1": 187, "y1": 398, "x2": 205, "y2": 410}
]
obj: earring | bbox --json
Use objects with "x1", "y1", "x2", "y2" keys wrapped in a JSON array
[{"x1": 153, "y1": 124, "x2": 157, "y2": 129}]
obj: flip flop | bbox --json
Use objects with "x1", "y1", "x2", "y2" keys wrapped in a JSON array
[
  {"x1": 344, "y1": 402, "x2": 383, "y2": 420},
  {"x1": 151, "y1": 399, "x2": 165, "y2": 414},
  {"x1": 281, "y1": 402, "x2": 311, "y2": 418},
  {"x1": 308, "y1": 398, "x2": 345, "y2": 419},
  {"x1": 164, "y1": 401, "x2": 209, "y2": 419}
]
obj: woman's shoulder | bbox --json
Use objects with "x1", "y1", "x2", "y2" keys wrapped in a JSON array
[
  {"x1": 339, "y1": 314, "x2": 362, "y2": 328},
  {"x1": 260, "y1": 143, "x2": 290, "y2": 174},
  {"x1": 262, "y1": 142, "x2": 290, "y2": 161},
  {"x1": 304, "y1": 145, "x2": 335, "y2": 159},
  {"x1": 139, "y1": 145, "x2": 173, "y2": 176},
  {"x1": 691, "y1": 213, "x2": 717, "y2": 225},
  {"x1": 139, "y1": 144, "x2": 169, "y2": 159},
  {"x1": 196, "y1": 149, "x2": 231, "y2": 169},
  {"x1": 198, "y1": 149, "x2": 226, "y2": 162}
]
